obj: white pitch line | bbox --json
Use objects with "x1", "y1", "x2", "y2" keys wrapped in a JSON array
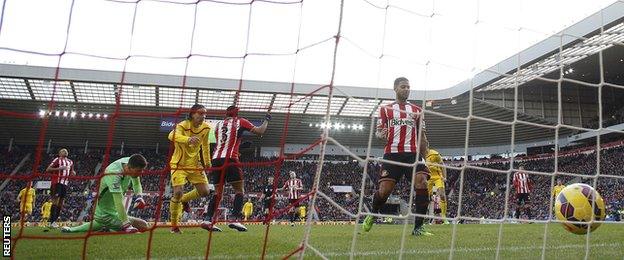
[{"x1": 141, "y1": 242, "x2": 622, "y2": 260}]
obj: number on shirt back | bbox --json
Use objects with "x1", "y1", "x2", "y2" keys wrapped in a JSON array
[{"x1": 220, "y1": 124, "x2": 228, "y2": 145}]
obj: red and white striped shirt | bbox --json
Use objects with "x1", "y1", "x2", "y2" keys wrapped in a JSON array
[
  {"x1": 378, "y1": 102, "x2": 423, "y2": 154},
  {"x1": 48, "y1": 157, "x2": 74, "y2": 186},
  {"x1": 513, "y1": 171, "x2": 532, "y2": 194},
  {"x1": 212, "y1": 117, "x2": 255, "y2": 160},
  {"x1": 283, "y1": 178, "x2": 303, "y2": 200},
  {"x1": 433, "y1": 195, "x2": 441, "y2": 210}
]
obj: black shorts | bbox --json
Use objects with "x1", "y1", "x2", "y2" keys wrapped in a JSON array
[
  {"x1": 434, "y1": 208, "x2": 442, "y2": 215},
  {"x1": 517, "y1": 193, "x2": 530, "y2": 205},
  {"x1": 210, "y1": 158, "x2": 243, "y2": 184},
  {"x1": 51, "y1": 183, "x2": 67, "y2": 199},
  {"x1": 289, "y1": 199, "x2": 300, "y2": 207},
  {"x1": 263, "y1": 199, "x2": 271, "y2": 210},
  {"x1": 381, "y1": 153, "x2": 430, "y2": 182}
]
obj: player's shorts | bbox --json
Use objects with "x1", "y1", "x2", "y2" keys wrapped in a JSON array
[
  {"x1": 381, "y1": 152, "x2": 430, "y2": 183},
  {"x1": 20, "y1": 205, "x2": 32, "y2": 215},
  {"x1": 51, "y1": 183, "x2": 68, "y2": 199},
  {"x1": 434, "y1": 208, "x2": 442, "y2": 215},
  {"x1": 170, "y1": 166, "x2": 208, "y2": 187},
  {"x1": 289, "y1": 199, "x2": 300, "y2": 208},
  {"x1": 517, "y1": 193, "x2": 530, "y2": 205},
  {"x1": 210, "y1": 158, "x2": 243, "y2": 184},
  {"x1": 427, "y1": 177, "x2": 445, "y2": 195},
  {"x1": 42, "y1": 212, "x2": 50, "y2": 218},
  {"x1": 263, "y1": 199, "x2": 272, "y2": 211}
]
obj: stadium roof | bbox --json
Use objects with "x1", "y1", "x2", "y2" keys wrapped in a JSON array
[
  {"x1": 2, "y1": 2, "x2": 623, "y2": 150},
  {"x1": 468, "y1": 1, "x2": 624, "y2": 92},
  {"x1": 481, "y1": 22, "x2": 624, "y2": 91},
  {"x1": 0, "y1": 62, "x2": 469, "y2": 117},
  {"x1": 1, "y1": 2, "x2": 623, "y2": 104}
]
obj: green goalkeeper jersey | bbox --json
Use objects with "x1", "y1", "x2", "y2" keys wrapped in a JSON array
[{"x1": 94, "y1": 157, "x2": 143, "y2": 223}]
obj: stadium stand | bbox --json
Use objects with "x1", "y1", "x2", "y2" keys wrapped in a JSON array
[{"x1": 2, "y1": 142, "x2": 623, "y2": 224}]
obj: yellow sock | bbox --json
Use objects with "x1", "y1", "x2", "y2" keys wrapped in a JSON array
[
  {"x1": 180, "y1": 189, "x2": 200, "y2": 203},
  {"x1": 170, "y1": 199, "x2": 181, "y2": 226},
  {"x1": 441, "y1": 200, "x2": 448, "y2": 218}
]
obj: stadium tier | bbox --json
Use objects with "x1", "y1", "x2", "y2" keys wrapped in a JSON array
[{"x1": 1, "y1": 143, "x2": 623, "y2": 223}]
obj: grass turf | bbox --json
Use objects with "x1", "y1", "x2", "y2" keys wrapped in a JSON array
[{"x1": 9, "y1": 222, "x2": 624, "y2": 259}]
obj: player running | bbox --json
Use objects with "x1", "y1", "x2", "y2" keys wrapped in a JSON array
[
  {"x1": 17, "y1": 181, "x2": 35, "y2": 222},
  {"x1": 430, "y1": 187, "x2": 442, "y2": 224},
  {"x1": 425, "y1": 149, "x2": 449, "y2": 224},
  {"x1": 168, "y1": 104, "x2": 213, "y2": 234},
  {"x1": 298, "y1": 205, "x2": 306, "y2": 223},
  {"x1": 62, "y1": 154, "x2": 149, "y2": 233},
  {"x1": 260, "y1": 176, "x2": 276, "y2": 223},
  {"x1": 552, "y1": 179, "x2": 565, "y2": 199},
  {"x1": 41, "y1": 198, "x2": 53, "y2": 225},
  {"x1": 242, "y1": 199, "x2": 253, "y2": 221},
  {"x1": 513, "y1": 166, "x2": 533, "y2": 221},
  {"x1": 281, "y1": 171, "x2": 303, "y2": 226},
  {"x1": 201, "y1": 105, "x2": 270, "y2": 232},
  {"x1": 362, "y1": 77, "x2": 432, "y2": 236},
  {"x1": 45, "y1": 148, "x2": 76, "y2": 228},
  {"x1": 551, "y1": 179, "x2": 565, "y2": 216}
]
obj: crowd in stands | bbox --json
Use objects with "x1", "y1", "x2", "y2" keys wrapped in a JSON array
[
  {"x1": 0, "y1": 146, "x2": 100, "y2": 222},
  {"x1": 1, "y1": 142, "x2": 623, "y2": 224},
  {"x1": 0, "y1": 146, "x2": 28, "y2": 175},
  {"x1": 443, "y1": 145, "x2": 624, "y2": 221}
]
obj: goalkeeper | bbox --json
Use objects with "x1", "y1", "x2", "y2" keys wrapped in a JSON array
[{"x1": 62, "y1": 154, "x2": 149, "y2": 233}]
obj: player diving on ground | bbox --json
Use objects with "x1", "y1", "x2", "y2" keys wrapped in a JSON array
[{"x1": 62, "y1": 154, "x2": 149, "y2": 233}]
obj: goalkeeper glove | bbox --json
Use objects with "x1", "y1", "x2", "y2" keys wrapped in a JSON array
[
  {"x1": 120, "y1": 222, "x2": 139, "y2": 233},
  {"x1": 134, "y1": 197, "x2": 146, "y2": 210},
  {"x1": 264, "y1": 113, "x2": 272, "y2": 122}
]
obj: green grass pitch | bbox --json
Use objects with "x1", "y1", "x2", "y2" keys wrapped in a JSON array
[{"x1": 9, "y1": 223, "x2": 624, "y2": 259}]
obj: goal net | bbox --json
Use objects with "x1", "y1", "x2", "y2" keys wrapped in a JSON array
[{"x1": 0, "y1": 0, "x2": 623, "y2": 259}]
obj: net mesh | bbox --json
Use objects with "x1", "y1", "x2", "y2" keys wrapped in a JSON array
[{"x1": 0, "y1": 0, "x2": 624, "y2": 259}]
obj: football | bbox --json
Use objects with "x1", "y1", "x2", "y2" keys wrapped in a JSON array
[{"x1": 554, "y1": 183, "x2": 606, "y2": 234}]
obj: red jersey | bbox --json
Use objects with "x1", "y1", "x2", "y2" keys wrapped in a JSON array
[
  {"x1": 433, "y1": 195, "x2": 441, "y2": 210},
  {"x1": 212, "y1": 117, "x2": 255, "y2": 160},
  {"x1": 377, "y1": 102, "x2": 423, "y2": 154},
  {"x1": 283, "y1": 178, "x2": 303, "y2": 200},
  {"x1": 48, "y1": 157, "x2": 74, "y2": 186},
  {"x1": 513, "y1": 171, "x2": 532, "y2": 194}
]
